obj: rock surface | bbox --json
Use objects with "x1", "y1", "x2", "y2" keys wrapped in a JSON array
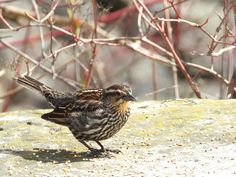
[{"x1": 0, "y1": 99, "x2": 236, "y2": 176}]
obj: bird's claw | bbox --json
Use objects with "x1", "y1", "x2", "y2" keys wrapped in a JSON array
[{"x1": 88, "y1": 148, "x2": 122, "y2": 158}]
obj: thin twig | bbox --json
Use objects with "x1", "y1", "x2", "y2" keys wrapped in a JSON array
[
  {"x1": 134, "y1": 0, "x2": 202, "y2": 98},
  {"x1": 0, "y1": 39, "x2": 79, "y2": 88},
  {"x1": 84, "y1": 0, "x2": 98, "y2": 88},
  {"x1": 163, "y1": 0, "x2": 179, "y2": 98}
]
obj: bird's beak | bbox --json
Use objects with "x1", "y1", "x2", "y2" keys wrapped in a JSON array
[{"x1": 123, "y1": 94, "x2": 136, "y2": 101}]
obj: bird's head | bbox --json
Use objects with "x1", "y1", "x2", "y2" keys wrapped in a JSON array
[{"x1": 102, "y1": 84, "x2": 136, "y2": 112}]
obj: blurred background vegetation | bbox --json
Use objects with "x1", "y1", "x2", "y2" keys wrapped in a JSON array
[{"x1": 0, "y1": 0, "x2": 235, "y2": 111}]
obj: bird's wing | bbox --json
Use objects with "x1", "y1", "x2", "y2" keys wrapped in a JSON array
[
  {"x1": 73, "y1": 89, "x2": 102, "y2": 100},
  {"x1": 41, "y1": 99, "x2": 106, "y2": 130},
  {"x1": 68, "y1": 100, "x2": 106, "y2": 130},
  {"x1": 45, "y1": 92, "x2": 75, "y2": 108},
  {"x1": 41, "y1": 107, "x2": 70, "y2": 126}
]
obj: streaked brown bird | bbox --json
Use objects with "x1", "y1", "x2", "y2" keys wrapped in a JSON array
[{"x1": 17, "y1": 76, "x2": 135, "y2": 154}]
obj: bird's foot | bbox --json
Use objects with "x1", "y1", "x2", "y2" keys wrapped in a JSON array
[
  {"x1": 104, "y1": 148, "x2": 122, "y2": 154},
  {"x1": 88, "y1": 148, "x2": 122, "y2": 158},
  {"x1": 89, "y1": 148, "x2": 102, "y2": 156}
]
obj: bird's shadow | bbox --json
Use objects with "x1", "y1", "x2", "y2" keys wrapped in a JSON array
[{"x1": 0, "y1": 148, "x2": 108, "y2": 163}]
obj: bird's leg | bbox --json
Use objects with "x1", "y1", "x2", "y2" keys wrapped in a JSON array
[
  {"x1": 79, "y1": 140, "x2": 95, "y2": 152},
  {"x1": 80, "y1": 140, "x2": 107, "y2": 157},
  {"x1": 95, "y1": 141, "x2": 122, "y2": 154},
  {"x1": 95, "y1": 141, "x2": 105, "y2": 152}
]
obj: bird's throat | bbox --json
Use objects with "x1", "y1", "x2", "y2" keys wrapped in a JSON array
[{"x1": 117, "y1": 101, "x2": 130, "y2": 113}]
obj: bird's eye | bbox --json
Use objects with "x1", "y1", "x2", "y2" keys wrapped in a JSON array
[{"x1": 117, "y1": 93, "x2": 123, "y2": 100}]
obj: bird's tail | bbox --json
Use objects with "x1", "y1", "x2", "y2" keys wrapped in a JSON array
[{"x1": 17, "y1": 75, "x2": 45, "y2": 93}]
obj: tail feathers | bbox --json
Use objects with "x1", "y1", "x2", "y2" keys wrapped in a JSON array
[{"x1": 17, "y1": 76, "x2": 47, "y2": 93}]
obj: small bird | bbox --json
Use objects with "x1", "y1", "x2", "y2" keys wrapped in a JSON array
[{"x1": 17, "y1": 76, "x2": 135, "y2": 154}]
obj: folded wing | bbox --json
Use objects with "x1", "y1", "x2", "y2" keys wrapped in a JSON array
[{"x1": 41, "y1": 99, "x2": 106, "y2": 130}]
